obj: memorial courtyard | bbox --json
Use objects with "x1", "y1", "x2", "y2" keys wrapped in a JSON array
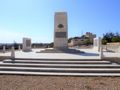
[
  {"x1": 0, "y1": 11, "x2": 120, "y2": 90},
  {"x1": 0, "y1": 0, "x2": 120, "y2": 89},
  {"x1": 0, "y1": 12, "x2": 120, "y2": 76},
  {"x1": 0, "y1": 47, "x2": 120, "y2": 89}
]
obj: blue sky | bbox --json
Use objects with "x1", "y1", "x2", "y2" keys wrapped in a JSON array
[{"x1": 0, "y1": 0, "x2": 120, "y2": 43}]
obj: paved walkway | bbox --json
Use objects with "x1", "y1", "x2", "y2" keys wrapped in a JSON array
[{"x1": 0, "y1": 48, "x2": 119, "y2": 59}]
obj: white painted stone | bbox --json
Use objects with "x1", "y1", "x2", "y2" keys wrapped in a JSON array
[
  {"x1": 11, "y1": 46, "x2": 15, "y2": 59},
  {"x1": 22, "y1": 38, "x2": 32, "y2": 52}
]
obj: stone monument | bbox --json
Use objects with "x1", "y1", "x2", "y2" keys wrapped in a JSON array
[
  {"x1": 22, "y1": 38, "x2": 32, "y2": 52},
  {"x1": 54, "y1": 12, "x2": 68, "y2": 49},
  {"x1": 40, "y1": 12, "x2": 82, "y2": 53}
]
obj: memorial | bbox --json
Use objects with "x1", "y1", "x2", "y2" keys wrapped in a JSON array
[
  {"x1": 39, "y1": 12, "x2": 82, "y2": 53},
  {"x1": 54, "y1": 12, "x2": 68, "y2": 49}
]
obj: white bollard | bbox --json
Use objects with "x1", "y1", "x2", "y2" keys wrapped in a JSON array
[
  {"x1": 18, "y1": 45, "x2": 21, "y2": 50},
  {"x1": 98, "y1": 37, "x2": 102, "y2": 52},
  {"x1": 99, "y1": 46, "x2": 103, "y2": 60},
  {"x1": 11, "y1": 46, "x2": 15, "y2": 60},
  {"x1": 3, "y1": 46, "x2": 6, "y2": 53}
]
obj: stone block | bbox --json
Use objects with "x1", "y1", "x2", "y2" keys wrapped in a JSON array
[{"x1": 22, "y1": 38, "x2": 32, "y2": 52}]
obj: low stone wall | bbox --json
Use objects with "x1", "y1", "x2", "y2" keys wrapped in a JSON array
[{"x1": 103, "y1": 43, "x2": 120, "y2": 52}]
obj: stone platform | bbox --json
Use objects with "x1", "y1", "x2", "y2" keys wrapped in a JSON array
[{"x1": 37, "y1": 48, "x2": 84, "y2": 53}]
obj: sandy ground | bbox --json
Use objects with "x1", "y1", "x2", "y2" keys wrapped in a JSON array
[{"x1": 0, "y1": 75, "x2": 120, "y2": 90}]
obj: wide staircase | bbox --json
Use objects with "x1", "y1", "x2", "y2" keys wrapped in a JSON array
[{"x1": 0, "y1": 58, "x2": 120, "y2": 76}]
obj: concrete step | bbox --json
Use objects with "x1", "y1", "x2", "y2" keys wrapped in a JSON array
[
  {"x1": 1, "y1": 59, "x2": 120, "y2": 76},
  {"x1": 1, "y1": 71, "x2": 120, "y2": 76},
  {"x1": 1, "y1": 67, "x2": 120, "y2": 73},
  {"x1": 0, "y1": 63, "x2": 119, "y2": 68},
  {"x1": 3, "y1": 59, "x2": 112, "y2": 64},
  {"x1": 15, "y1": 58, "x2": 102, "y2": 61}
]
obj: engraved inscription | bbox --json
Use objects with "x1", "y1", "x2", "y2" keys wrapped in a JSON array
[{"x1": 55, "y1": 32, "x2": 67, "y2": 38}]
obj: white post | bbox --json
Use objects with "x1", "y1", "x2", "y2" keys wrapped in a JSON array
[
  {"x1": 93, "y1": 37, "x2": 101, "y2": 52},
  {"x1": 18, "y1": 45, "x2": 21, "y2": 50},
  {"x1": 98, "y1": 37, "x2": 102, "y2": 52},
  {"x1": 93, "y1": 38, "x2": 97, "y2": 47},
  {"x1": 11, "y1": 46, "x2": 15, "y2": 60},
  {"x1": 3, "y1": 46, "x2": 6, "y2": 53},
  {"x1": 100, "y1": 46, "x2": 103, "y2": 59}
]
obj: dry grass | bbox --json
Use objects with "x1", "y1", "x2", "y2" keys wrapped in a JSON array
[{"x1": 0, "y1": 75, "x2": 120, "y2": 90}]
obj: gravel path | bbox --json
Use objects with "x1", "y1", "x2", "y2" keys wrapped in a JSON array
[{"x1": 0, "y1": 75, "x2": 120, "y2": 90}]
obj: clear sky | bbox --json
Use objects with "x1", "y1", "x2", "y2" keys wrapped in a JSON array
[{"x1": 0, "y1": 0, "x2": 120, "y2": 43}]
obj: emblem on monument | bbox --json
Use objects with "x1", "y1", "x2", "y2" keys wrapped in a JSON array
[{"x1": 57, "y1": 24, "x2": 64, "y2": 29}]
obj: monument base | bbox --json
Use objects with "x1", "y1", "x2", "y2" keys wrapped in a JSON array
[
  {"x1": 37, "y1": 48, "x2": 84, "y2": 54},
  {"x1": 22, "y1": 49, "x2": 32, "y2": 52}
]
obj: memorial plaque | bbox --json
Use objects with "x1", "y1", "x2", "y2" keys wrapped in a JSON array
[{"x1": 55, "y1": 32, "x2": 67, "y2": 38}]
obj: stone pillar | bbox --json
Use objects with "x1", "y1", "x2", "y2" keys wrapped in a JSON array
[
  {"x1": 93, "y1": 37, "x2": 102, "y2": 52},
  {"x1": 3, "y1": 46, "x2": 6, "y2": 53},
  {"x1": 98, "y1": 37, "x2": 102, "y2": 52},
  {"x1": 99, "y1": 46, "x2": 103, "y2": 59},
  {"x1": 93, "y1": 38, "x2": 98, "y2": 47},
  {"x1": 11, "y1": 46, "x2": 15, "y2": 60},
  {"x1": 54, "y1": 12, "x2": 68, "y2": 49},
  {"x1": 22, "y1": 38, "x2": 32, "y2": 52},
  {"x1": 18, "y1": 45, "x2": 21, "y2": 50}
]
